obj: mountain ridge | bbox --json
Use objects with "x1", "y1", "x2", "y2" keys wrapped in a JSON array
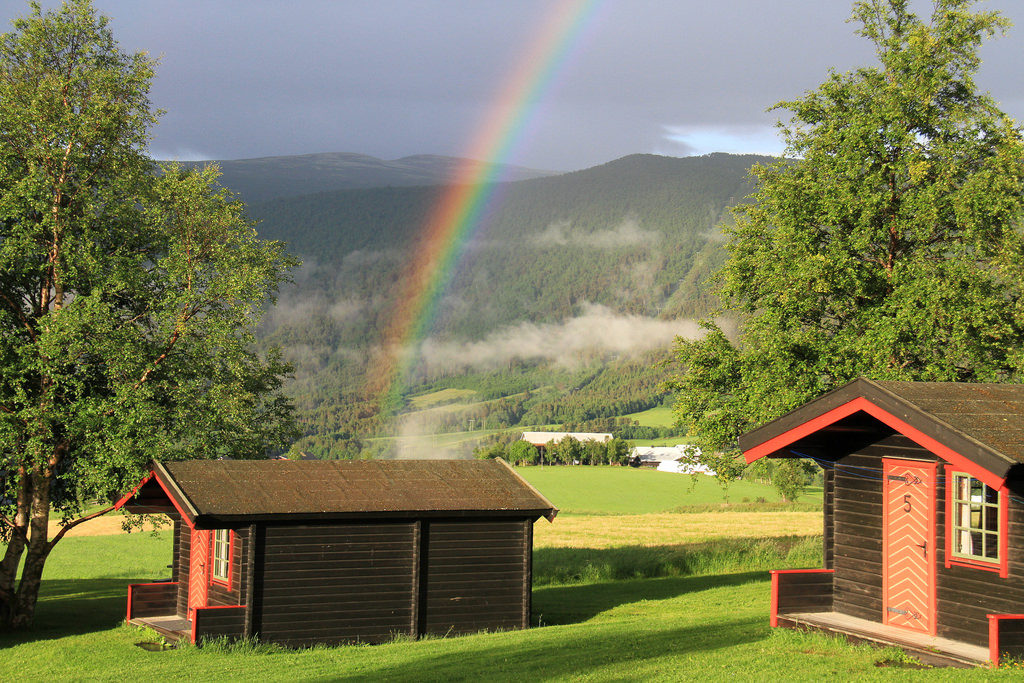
[{"x1": 161, "y1": 151, "x2": 558, "y2": 202}]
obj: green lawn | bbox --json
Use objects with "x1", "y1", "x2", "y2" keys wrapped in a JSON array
[
  {"x1": 621, "y1": 405, "x2": 677, "y2": 428},
  {"x1": 0, "y1": 531, "x2": 1012, "y2": 680},
  {"x1": 516, "y1": 466, "x2": 820, "y2": 514}
]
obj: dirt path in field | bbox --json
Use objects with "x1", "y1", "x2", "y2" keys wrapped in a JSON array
[{"x1": 46, "y1": 514, "x2": 132, "y2": 538}]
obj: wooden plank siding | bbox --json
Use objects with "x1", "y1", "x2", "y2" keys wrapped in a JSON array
[
  {"x1": 776, "y1": 572, "x2": 833, "y2": 614},
  {"x1": 253, "y1": 521, "x2": 418, "y2": 648},
  {"x1": 823, "y1": 468, "x2": 834, "y2": 569},
  {"x1": 421, "y1": 520, "x2": 529, "y2": 636},
  {"x1": 128, "y1": 582, "x2": 179, "y2": 620},
  {"x1": 824, "y1": 434, "x2": 1024, "y2": 649},
  {"x1": 193, "y1": 605, "x2": 246, "y2": 643}
]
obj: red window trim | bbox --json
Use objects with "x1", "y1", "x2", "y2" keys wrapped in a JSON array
[
  {"x1": 209, "y1": 529, "x2": 234, "y2": 591},
  {"x1": 943, "y1": 465, "x2": 1008, "y2": 579}
]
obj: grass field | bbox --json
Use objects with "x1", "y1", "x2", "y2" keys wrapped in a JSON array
[
  {"x1": 621, "y1": 405, "x2": 677, "y2": 428},
  {"x1": 0, "y1": 467, "x2": 1014, "y2": 680},
  {"x1": 516, "y1": 466, "x2": 821, "y2": 514},
  {"x1": 408, "y1": 388, "x2": 479, "y2": 409}
]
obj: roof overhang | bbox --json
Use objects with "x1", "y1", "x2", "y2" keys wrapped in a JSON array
[
  {"x1": 114, "y1": 462, "x2": 199, "y2": 527},
  {"x1": 738, "y1": 379, "x2": 1013, "y2": 490}
]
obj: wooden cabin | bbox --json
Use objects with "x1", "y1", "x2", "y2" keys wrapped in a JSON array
[
  {"x1": 119, "y1": 458, "x2": 557, "y2": 647},
  {"x1": 739, "y1": 378, "x2": 1024, "y2": 667}
]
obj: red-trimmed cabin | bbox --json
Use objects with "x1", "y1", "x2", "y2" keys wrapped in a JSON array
[
  {"x1": 118, "y1": 458, "x2": 557, "y2": 647},
  {"x1": 739, "y1": 378, "x2": 1024, "y2": 667}
]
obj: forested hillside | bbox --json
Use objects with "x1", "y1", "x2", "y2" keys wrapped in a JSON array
[{"x1": 237, "y1": 153, "x2": 770, "y2": 455}]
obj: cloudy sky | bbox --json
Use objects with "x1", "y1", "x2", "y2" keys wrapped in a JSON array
[{"x1": 3, "y1": 0, "x2": 1022, "y2": 171}]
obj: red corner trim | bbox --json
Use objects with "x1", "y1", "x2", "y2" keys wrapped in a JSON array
[
  {"x1": 990, "y1": 614, "x2": 1000, "y2": 668},
  {"x1": 1000, "y1": 490, "x2": 1010, "y2": 579},
  {"x1": 984, "y1": 614, "x2": 1024, "y2": 668},
  {"x1": 743, "y1": 397, "x2": 1005, "y2": 490},
  {"x1": 770, "y1": 569, "x2": 778, "y2": 626},
  {"x1": 126, "y1": 584, "x2": 134, "y2": 622}
]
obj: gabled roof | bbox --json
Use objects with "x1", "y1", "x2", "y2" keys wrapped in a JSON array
[
  {"x1": 738, "y1": 378, "x2": 1024, "y2": 489},
  {"x1": 118, "y1": 458, "x2": 557, "y2": 527}
]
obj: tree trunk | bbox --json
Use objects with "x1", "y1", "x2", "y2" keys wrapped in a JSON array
[
  {"x1": 0, "y1": 466, "x2": 32, "y2": 627},
  {"x1": 0, "y1": 468, "x2": 53, "y2": 629}
]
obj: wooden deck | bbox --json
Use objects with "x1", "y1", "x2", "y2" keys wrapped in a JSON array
[
  {"x1": 779, "y1": 611, "x2": 990, "y2": 668},
  {"x1": 128, "y1": 615, "x2": 191, "y2": 644}
]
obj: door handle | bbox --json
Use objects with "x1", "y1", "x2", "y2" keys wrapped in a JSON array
[{"x1": 917, "y1": 541, "x2": 927, "y2": 559}]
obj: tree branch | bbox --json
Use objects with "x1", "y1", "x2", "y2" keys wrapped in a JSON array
[{"x1": 47, "y1": 504, "x2": 116, "y2": 549}]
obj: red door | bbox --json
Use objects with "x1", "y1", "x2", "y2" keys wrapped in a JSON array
[
  {"x1": 883, "y1": 459, "x2": 937, "y2": 634},
  {"x1": 188, "y1": 528, "x2": 210, "y2": 618}
]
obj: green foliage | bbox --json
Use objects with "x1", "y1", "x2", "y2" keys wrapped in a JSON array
[
  {"x1": 0, "y1": 0, "x2": 296, "y2": 627},
  {"x1": 746, "y1": 459, "x2": 819, "y2": 503},
  {"x1": 669, "y1": 1, "x2": 1024, "y2": 462}
]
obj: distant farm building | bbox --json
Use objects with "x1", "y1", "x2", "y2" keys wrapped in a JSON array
[
  {"x1": 520, "y1": 431, "x2": 612, "y2": 446},
  {"x1": 630, "y1": 445, "x2": 714, "y2": 475},
  {"x1": 120, "y1": 459, "x2": 556, "y2": 647}
]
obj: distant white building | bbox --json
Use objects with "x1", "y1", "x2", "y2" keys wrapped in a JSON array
[
  {"x1": 521, "y1": 431, "x2": 612, "y2": 446},
  {"x1": 630, "y1": 444, "x2": 714, "y2": 475}
]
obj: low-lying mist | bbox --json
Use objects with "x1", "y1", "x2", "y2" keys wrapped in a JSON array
[{"x1": 416, "y1": 303, "x2": 705, "y2": 376}]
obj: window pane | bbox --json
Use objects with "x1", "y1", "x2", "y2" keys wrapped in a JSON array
[
  {"x1": 985, "y1": 505, "x2": 999, "y2": 532},
  {"x1": 985, "y1": 485, "x2": 1000, "y2": 505},
  {"x1": 970, "y1": 478, "x2": 984, "y2": 501},
  {"x1": 970, "y1": 531, "x2": 983, "y2": 556},
  {"x1": 970, "y1": 506, "x2": 982, "y2": 529},
  {"x1": 984, "y1": 533, "x2": 999, "y2": 559}
]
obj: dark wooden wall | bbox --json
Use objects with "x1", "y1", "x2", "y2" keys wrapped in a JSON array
[
  {"x1": 248, "y1": 517, "x2": 534, "y2": 647},
  {"x1": 822, "y1": 469, "x2": 834, "y2": 570},
  {"x1": 826, "y1": 434, "x2": 1024, "y2": 647},
  {"x1": 420, "y1": 519, "x2": 530, "y2": 636},
  {"x1": 252, "y1": 521, "x2": 419, "y2": 647}
]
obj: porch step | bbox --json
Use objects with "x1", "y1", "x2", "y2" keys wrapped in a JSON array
[
  {"x1": 781, "y1": 611, "x2": 990, "y2": 668},
  {"x1": 129, "y1": 615, "x2": 191, "y2": 644}
]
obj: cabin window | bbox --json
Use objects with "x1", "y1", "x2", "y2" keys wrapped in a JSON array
[
  {"x1": 212, "y1": 529, "x2": 231, "y2": 586},
  {"x1": 950, "y1": 473, "x2": 1000, "y2": 564}
]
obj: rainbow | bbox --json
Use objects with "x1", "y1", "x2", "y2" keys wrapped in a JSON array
[{"x1": 369, "y1": 0, "x2": 606, "y2": 413}]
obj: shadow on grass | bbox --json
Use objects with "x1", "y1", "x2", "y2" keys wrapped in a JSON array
[
  {"x1": 354, "y1": 608, "x2": 766, "y2": 682},
  {"x1": 0, "y1": 577, "x2": 138, "y2": 646},
  {"x1": 533, "y1": 571, "x2": 766, "y2": 626}
]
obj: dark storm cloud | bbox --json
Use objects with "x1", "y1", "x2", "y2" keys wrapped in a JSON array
[{"x1": 3, "y1": 0, "x2": 1021, "y2": 171}]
